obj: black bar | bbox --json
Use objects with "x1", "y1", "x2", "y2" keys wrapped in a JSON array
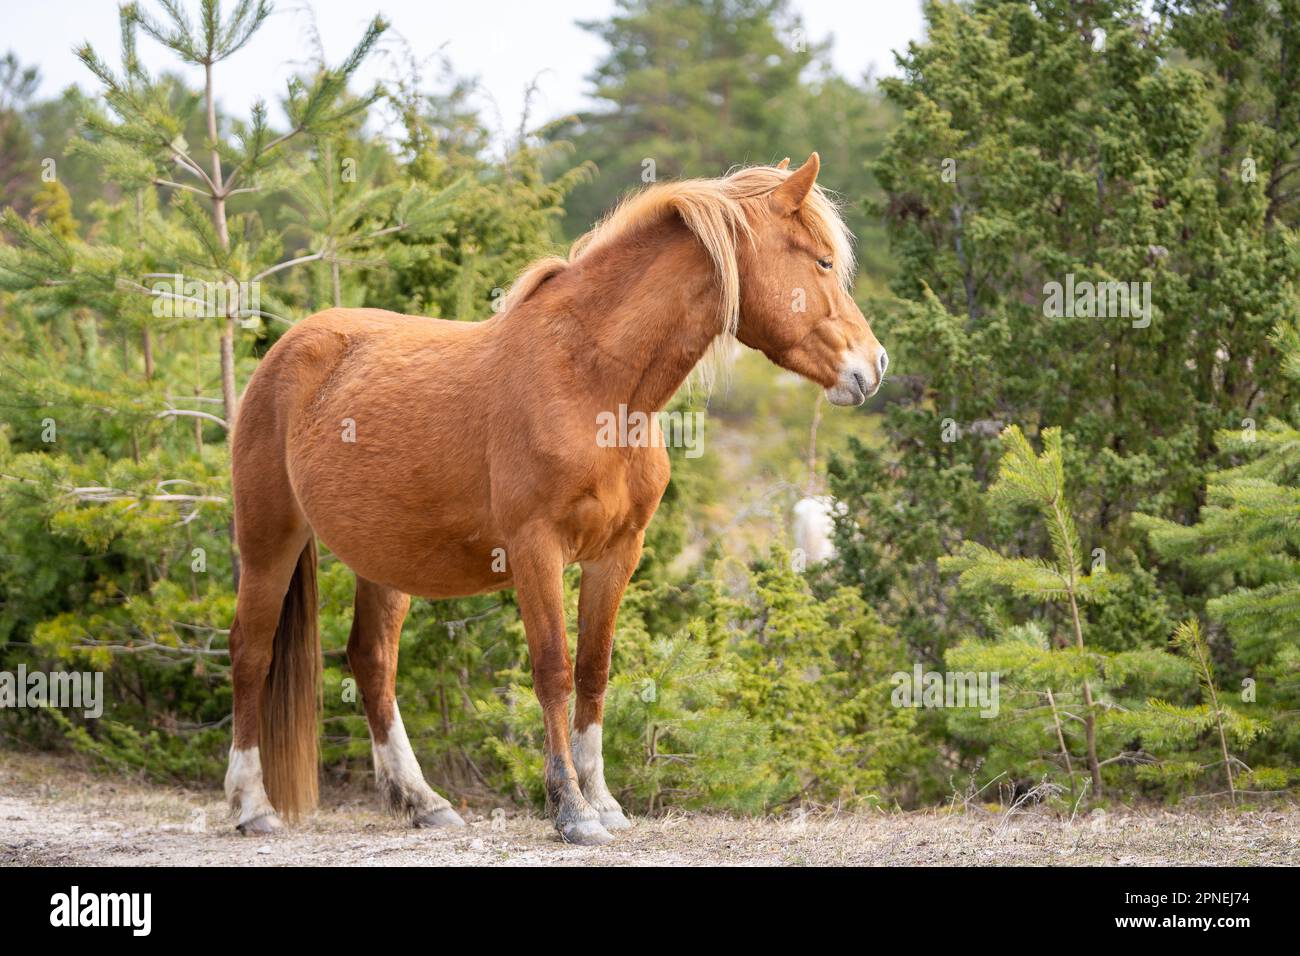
[{"x1": 0, "y1": 864, "x2": 1285, "y2": 941}]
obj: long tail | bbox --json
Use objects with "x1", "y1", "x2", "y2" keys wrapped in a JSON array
[{"x1": 258, "y1": 540, "x2": 321, "y2": 821}]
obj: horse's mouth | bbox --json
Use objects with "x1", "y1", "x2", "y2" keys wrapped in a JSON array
[{"x1": 826, "y1": 369, "x2": 875, "y2": 406}]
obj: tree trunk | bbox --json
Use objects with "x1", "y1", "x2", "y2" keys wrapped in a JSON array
[
  {"x1": 220, "y1": 314, "x2": 236, "y2": 424},
  {"x1": 327, "y1": 140, "x2": 341, "y2": 307},
  {"x1": 136, "y1": 192, "x2": 155, "y2": 383},
  {"x1": 1068, "y1": 591, "x2": 1104, "y2": 795},
  {"x1": 192, "y1": 325, "x2": 204, "y2": 455},
  {"x1": 1046, "y1": 687, "x2": 1076, "y2": 799},
  {"x1": 205, "y1": 61, "x2": 241, "y2": 591}
]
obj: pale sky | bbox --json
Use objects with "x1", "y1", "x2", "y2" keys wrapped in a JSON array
[{"x1": 9, "y1": 0, "x2": 925, "y2": 146}]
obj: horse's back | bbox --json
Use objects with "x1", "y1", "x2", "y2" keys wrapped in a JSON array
[
  {"x1": 288, "y1": 306, "x2": 482, "y2": 339},
  {"x1": 233, "y1": 307, "x2": 506, "y2": 595},
  {"x1": 238, "y1": 307, "x2": 485, "y2": 424}
]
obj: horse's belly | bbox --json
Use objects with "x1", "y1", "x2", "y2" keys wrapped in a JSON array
[
  {"x1": 287, "y1": 440, "x2": 507, "y2": 598},
  {"x1": 323, "y1": 532, "x2": 514, "y2": 599},
  {"x1": 306, "y1": 500, "x2": 513, "y2": 597}
]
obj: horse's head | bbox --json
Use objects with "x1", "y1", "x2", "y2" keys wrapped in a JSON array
[{"x1": 735, "y1": 153, "x2": 887, "y2": 406}]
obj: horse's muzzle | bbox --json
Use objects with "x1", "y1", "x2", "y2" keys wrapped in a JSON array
[{"x1": 826, "y1": 347, "x2": 887, "y2": 406}]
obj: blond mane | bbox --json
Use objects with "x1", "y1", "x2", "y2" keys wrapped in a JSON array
[{"x1": 500, "y1": 163, "x2": 856, "y2": 392}]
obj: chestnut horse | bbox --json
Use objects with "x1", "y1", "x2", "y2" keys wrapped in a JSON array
[{"x1": 225, "y1": 153, "x2": 886, "y2": 844}]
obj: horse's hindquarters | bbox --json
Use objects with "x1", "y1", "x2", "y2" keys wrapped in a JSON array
[{"x1": 268, "y1": 309, "x2": 507, "y2": 599}]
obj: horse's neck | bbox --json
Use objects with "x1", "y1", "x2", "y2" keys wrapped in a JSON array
[{"x1": 540, "y1": 218, "x2": 724, "y2": 412}]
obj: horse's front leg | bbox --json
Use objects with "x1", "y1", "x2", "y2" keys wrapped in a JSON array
[
  {"x1": 573, "y1": 532, "x2": 643, "y2": 831},
  {"x1": 512, "y1": 527, "x2": 613, "y2": 845}
]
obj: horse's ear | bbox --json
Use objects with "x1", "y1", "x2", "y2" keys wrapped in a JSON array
[
  {"x1": 775, "y1": 157, "x2": 791, "y2": 170},
  {"x1": 771, "y1": 152, "x2": 819, "y2": 214}
]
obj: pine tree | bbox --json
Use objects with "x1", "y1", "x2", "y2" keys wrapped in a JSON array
[
  {"x1": 723, "y1": 547, "x2": 919, "y2": 807},
  {"x1": 942, "y1": 426, "x2": 1111, "y2": 794},
  {"x1": 943, "y1": 425, "x2": 1268, "y2": 803},
  {"x1": 367, "y1": 81, "x2": 590, "y2": 321},
  {"x1": 1137, "y1": 317, "x2": 1300, "y2": 789},
  {"x1": 830, "y1": 0, "x2": 1300, "y2": 801},
  {"x1": 554, "y1": 0, "x2": 814, "y2": 233},
  {"x1": 0, "y1": 3, "x2": 387, "y2": 426},
  {"x1": 0, "y1": 53, "x2": 41, "y2": 218}
]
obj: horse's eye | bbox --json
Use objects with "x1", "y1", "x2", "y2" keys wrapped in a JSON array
[{"x1": 817, "y1": 257, "x2": 833, "y2": 271}]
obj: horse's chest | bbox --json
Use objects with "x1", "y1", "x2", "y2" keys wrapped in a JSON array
[
  {"x1": 568, "y1": 454, "x2": 668, "y2": 556},
  {"x1": 597, "y1": 483, "x2": 656, "y2": 531}
]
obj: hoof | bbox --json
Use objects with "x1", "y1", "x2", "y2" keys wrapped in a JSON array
[
  {"x1": 560, "y1": 818, "x2": 615, "y2": 846},
  {"x1": 598, "y1": 807, "x2": 632, "y2": 831},
  {"x1": 236, "y1": 813, "x2": 283, "y2": 835},
  {"x1": 414, "y1": 807, "x2": 466, "y2": 829}
]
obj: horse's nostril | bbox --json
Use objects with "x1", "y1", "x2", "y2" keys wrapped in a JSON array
[
  {"x1": 878, "y1": 349, "x2": 889, "y2": 378},
  {"x1": 852, "y1": 370, "x2": 868, "y2": 396}
]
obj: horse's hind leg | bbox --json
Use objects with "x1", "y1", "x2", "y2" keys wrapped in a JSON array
[
  {"x1": 225, "y1": 528, "x2": 311, "y2": 833},
  {"x1": 347, "y1": 577, "x2": 464, "y2": 828}
]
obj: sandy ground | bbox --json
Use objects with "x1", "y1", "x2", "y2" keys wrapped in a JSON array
[{"x1": 1, "y1": 750, "x2": 1297, "y2": 866}]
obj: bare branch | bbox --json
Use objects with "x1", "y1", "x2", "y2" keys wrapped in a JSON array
[
  {"x1": 155, "y1": 408, "x2": 229, "y2": 429},
  {"x1": 251, "y1": 248, "x2": 327, "y2": 281},
  {"x1": 154, "y1": 177, "x2": 212, "y2": 197}
]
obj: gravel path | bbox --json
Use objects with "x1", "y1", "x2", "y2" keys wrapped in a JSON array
[{"x1": 2, "y1": 751, "x2": 1296, "y2": 866}]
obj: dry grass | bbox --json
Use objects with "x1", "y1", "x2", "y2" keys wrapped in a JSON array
[{"x1": 1, "y1": 750, "x2": 1296, "y2": 866}]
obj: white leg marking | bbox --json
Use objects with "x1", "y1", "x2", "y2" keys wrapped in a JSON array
[
  {"x1": 372, "y1": 704, "x2": 456, "y2": 820},
  {"x1": 572, "y1": 724, "x2": 630, "y2": 828},
  {"x1": 224, "y1": 746, "x2": 278, "y2": 828}
]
